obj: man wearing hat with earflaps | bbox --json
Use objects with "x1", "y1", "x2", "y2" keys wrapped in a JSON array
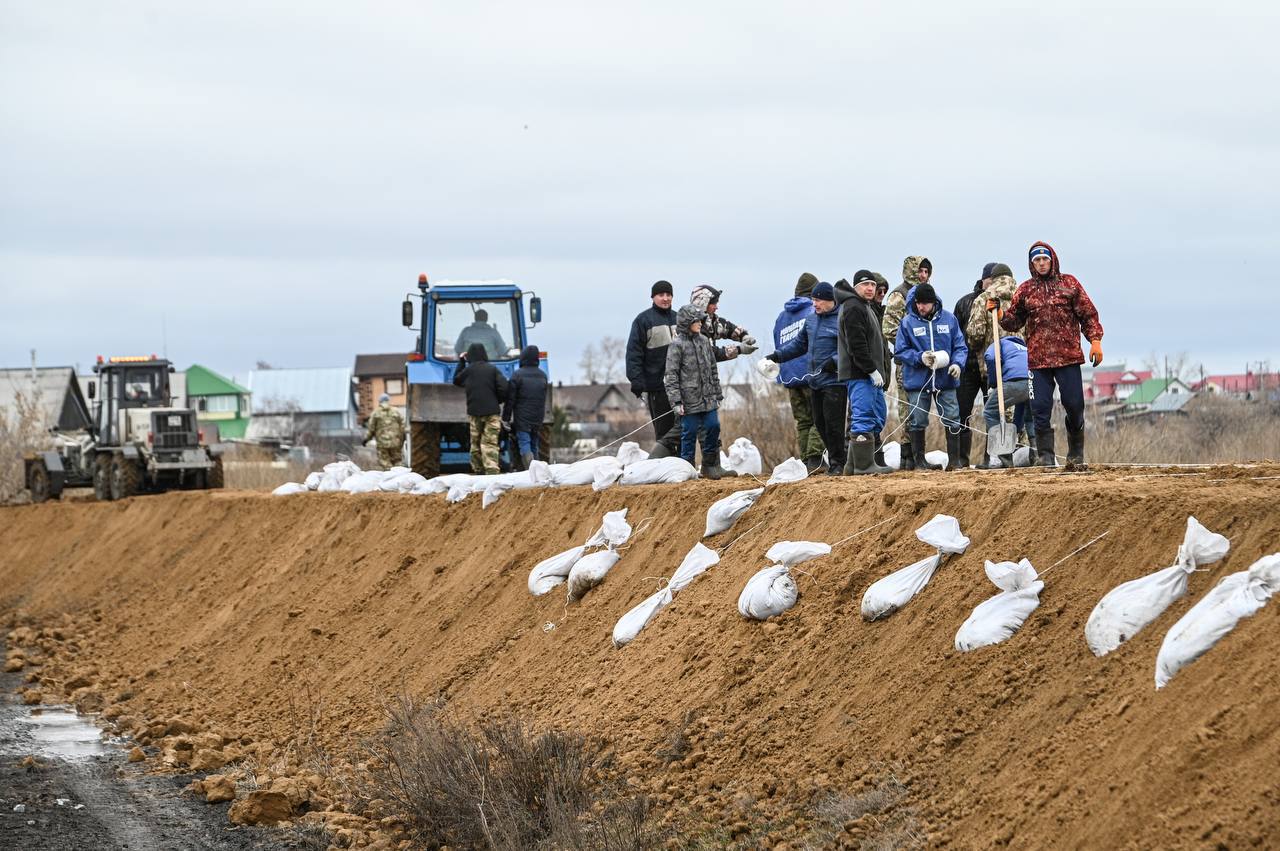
[
  {"x1": 625, "y1": 281, "x2": 682, "y2": 457},
  {"x1": 999, "y1": 241, "x2": 1104, "y2": 469},
  {"x1": 894, "y1": 280, "x2": 968, "y2": 470}
]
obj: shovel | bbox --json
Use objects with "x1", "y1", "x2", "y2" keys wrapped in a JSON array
[{"x1": 987, "y1": 307, "x2": 1018, "y2": 459}]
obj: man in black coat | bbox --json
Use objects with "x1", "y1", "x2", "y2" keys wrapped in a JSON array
[
  {"x1": 838, "y1": 271, "x2": 891, "y2": 474},
  {"x1": 625, "y1": 281, "x2": 681, "y2": 457},
  {"x1": 503, "y1": 345, "x2": 548, "y2": 469},
  {"x1": 453, "y1": 343, "x2": 509, "y2": 474},
  {"x1": 952, "y1": 262, "x2": 996, "y2": 468}
]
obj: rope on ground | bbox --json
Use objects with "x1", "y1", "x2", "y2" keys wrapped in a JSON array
[
  {"x1": 830, "y1": 514, "x2": 902, "y2": 550},
  {"x1": 718, "y1": 519, "x2": 768, "y2": 556},
  {"x1": 1039, "y1": 530, "x2": 1110, "y2": 578}
]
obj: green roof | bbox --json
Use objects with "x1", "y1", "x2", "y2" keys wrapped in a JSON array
[
  {"x1": 1125, "y1": 377, "x2": 1177, "y2": 406},
  {"x1": 186, "y1": 364, "x2": 250, "y2": 396}
]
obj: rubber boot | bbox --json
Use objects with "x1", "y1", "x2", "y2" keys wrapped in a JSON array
[
  {"x1": 649, "y1": 441, "x2": 673, "y2": 459},
  {"x1": 956, "y1": 430, "x2": 972, "y2": 469},
  {"x1": 1065, "y1": 429, "x2": 1087, "y2": 471},
  {"x1": 520, "y1": 451, "x2": 535, "y2": 469},
  {"x1": 701, "y1": 461, "x2": 738, "y2": 480},
  {"x1": 848, "y1": 433, "x2": 891, "y2": 475},
  {"x1": 804, "y1": 455, "x2": 826, "y2": 475},
  {"x1": 999, "y1": 452, "x2": 1015, "y2": 468},
  {"x1": 1036, "y1": 428, "x2": 1058, "y2": 467},
  {"x1": 910, "y1": 431, "x2": 941, "y2": 470},
  {"x1": 899, "y1": 437, "x2": 916, "y2": 471},
  {"x1": 974, "y1": 436, "x2": 994, "y2": 469},
  {"x1": 873, "y1": 434, "x2": 888, "y2": 469},
  {"x1": 945, "y1": 431, "x2": 962, "y2": 471}
]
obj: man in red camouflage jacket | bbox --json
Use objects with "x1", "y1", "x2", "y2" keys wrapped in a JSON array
[{"x1": 999, "y1": 241, "x2": 1104, "y2": 469}]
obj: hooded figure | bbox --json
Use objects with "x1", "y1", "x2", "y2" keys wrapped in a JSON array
[
  {"x1": 773, "y1": 273, "x2": 824, "y2": 469},
  {"x1": 1000, "y1": 241, "x2": 1104, "y2": 468},
  {"x1": 504, "y1": 344, "x2": 549, "y2": 467},
  {"x1": 453, "y1": 342, "x2": 509, "y2": 474},
  {"x1": 880, "y1": 255, "x2": 931, "y2": 468},
  {"x1": 690, "y1": 285, "x2": 755, "y2": 356},
  {"x1": 894, "y1": 283, "x2": 968, "y2": 471},
  {"x1": 664, "y1": 305, "x2": 736, "y2": 479}
]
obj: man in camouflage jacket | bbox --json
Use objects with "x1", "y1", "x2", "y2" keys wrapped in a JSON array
[
  {"x1": 966, "y1": 263, "x2": 1032, "y2": 464},
  {"x1": 880, "y1": 256, "x2": 932, "y2": 469},
  {"x1": 365, "y1": 394, "x2": 406, "y2": 470}
]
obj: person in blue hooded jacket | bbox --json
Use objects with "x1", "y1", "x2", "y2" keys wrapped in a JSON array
[
  {"x1": 765, "y1": 281, "x2": 847, "y2": 474},
  {"x1": 894, "y1": 282, "x2": 968, "y2": 470},
  {"x1": 771, "y1": 273, "x2": 824, "y2": 471},
  {"x1": 978, "y1": 333, "x2": 1035, "y2": 469}
]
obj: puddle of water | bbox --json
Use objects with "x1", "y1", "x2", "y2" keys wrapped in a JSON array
[{"x1": 19, "y1": 705, "x2": 109, "y2": 761}]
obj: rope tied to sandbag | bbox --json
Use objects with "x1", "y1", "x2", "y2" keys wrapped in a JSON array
[{"x1": 1039, "y1": 530, "x2": 1110, "y2": 578}]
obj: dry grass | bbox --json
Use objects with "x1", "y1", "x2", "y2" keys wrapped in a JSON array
[
  {"x1": 219, "y1": 444, "x2": 320, "y2": 490},
  {"x1": 0, "y1": 384, "x2": 51, "y2": 503},
  {"x1": 805, "y1": 775, "x2": 927, "y2": 851},
  {"x1": 356, "y1": 693, "x2": 660, "y2": 851}
]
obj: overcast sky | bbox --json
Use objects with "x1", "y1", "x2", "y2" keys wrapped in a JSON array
[{"x1": 2, "y1": 1, "x2": 1277, "y2": 384}]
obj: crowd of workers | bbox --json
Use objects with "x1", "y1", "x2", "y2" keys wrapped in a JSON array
[{"x1": 624, "y1": 241, "x2": 1105, "y2": 478}]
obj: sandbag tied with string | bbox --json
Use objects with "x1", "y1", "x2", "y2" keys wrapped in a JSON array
[
  {"x1": 526, "y1": 509, "x2": 634, "y2": 599},
  {"x1": 1085, "y1": 517, "x2": 1230, "y2": 657},
  {"x1": 736, "y1": 540, "x2": 831, "y2": 621},
  {"x1": 860, "y1": 514, "x2": 971, "y2": 621},
  {"x1": 766, "y1": 458, "x2": 808, "y2": 486},
  {"x1": 1155, "y1": 553, "x2": 1280, "y2": 689},
  {"x1": 612, "y1": 543, "x2": 721, "y2": 647},
  {"x1": 568, "y1": 509, "x2": 646, "y2": 601},
  {"x1": 704, "y1": 488, "x2": 765, "y2": 538},
  {"x1": 954, "y1": 559, "x2": 1044, "y2": 652}
]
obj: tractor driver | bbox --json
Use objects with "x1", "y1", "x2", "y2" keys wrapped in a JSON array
[{"x1": 454, "y1": 308, "x2": 510, "y2": 360}]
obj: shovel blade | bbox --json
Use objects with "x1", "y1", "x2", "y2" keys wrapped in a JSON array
[{"x1": 987, "y1": 423, "x2": 1018, "y2": 457}]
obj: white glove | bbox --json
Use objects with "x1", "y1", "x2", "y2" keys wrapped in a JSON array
[
  {"x1": 737, "y1": 342, "x2": 758, "y2": 355},
  {"x1": 742, "y1": 334, "x2": 757, "y2": 346},
  {"x1": 921, "y1": 351, "x2": 937, "y2": 368},
  {"x1": 948, "y1": 364, "x2": 961, "y2": 380},
  {"x1": 672, "y1": 404, "x2": 685, "y2": 417},
  {"x1": 870, "y1": 370, "x2": 884, "y2": 388}
]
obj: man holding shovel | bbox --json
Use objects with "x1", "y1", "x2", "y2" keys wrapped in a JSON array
[{"x1": 1000, "y1": 242, "x2": 1104, "y2": 469}]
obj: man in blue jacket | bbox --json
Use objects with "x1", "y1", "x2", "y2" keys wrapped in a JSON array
[
  {"x1": 765, "y1": 281, "x2": 846, "y2": 475},
  {"x1": 772, "y1": 273, "x2": 824, "y2": 471},
  {"x1": 979, "y1": 333, "x2": 1035, "y2": 469},
  {"x1": 894, "y1": 282, "x2": 968, "y2": 471}
]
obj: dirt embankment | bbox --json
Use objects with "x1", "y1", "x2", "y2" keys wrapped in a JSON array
[{"x1": 3, "y1": 467, "x2": 1280, "y2": 848}]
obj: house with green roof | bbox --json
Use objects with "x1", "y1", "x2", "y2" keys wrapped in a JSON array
[
  {"x1": 1123, "y1": 377, "x2": 1194, "y2": 413},
  {"x1": 186, "y1": 364, "x2": 251, "y2": 439}
]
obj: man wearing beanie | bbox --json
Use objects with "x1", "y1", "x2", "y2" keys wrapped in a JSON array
[
  {"x1": 838, "y1": 271, "x2": 892, "y2": 474},
  {"x1": 626, "y1": 281, "x2": 682, "y2": 456},
  {"x1": 881, "y1": 256, "x2": 933, "y2": 469},
  {"x1": 771, "y1": 273, "x2": 824, "y2": 471},
  {"x1": 966, "y1": 263, "x2": 1033, "y2": 466},
  {"x1": 766, "y1": 281, "x2": 847, "y2": 474},
  {"x1": 949, "y1": 262, "x2": 998, "y2": 468},
  {"x1": 893, "y1": 279, "x2": 968, "y2": 471},
  {"x1": 1000, "y1": 242, "x2": 1104, "y2": 469}
]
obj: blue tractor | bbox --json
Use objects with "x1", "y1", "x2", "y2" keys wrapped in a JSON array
[{"x1": 401, "y1": 275, "x2": 551, "y2": 476}]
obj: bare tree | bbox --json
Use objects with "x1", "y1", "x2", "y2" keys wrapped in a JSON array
[
  {"x1": 597, "y1": 336, "x2": 627, "y2": 384},
  {"x1": 1141, "y1": 351, "x2": 1194, "y2": 382},
  {"x1": 578, "y1": 343, "x2": 602, "y2": 384}
]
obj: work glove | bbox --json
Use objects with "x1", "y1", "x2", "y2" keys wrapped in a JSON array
[
  {"x1": 948, "y1": 364, "x2": 962, "y2": 380},
  {"x1": 630, "y1": 381, "x2": 645, "y2": 399},
  {"x1": 921, "y1": 351, "x2": 937, "y2": 368},
  {"x1": 672, "y1": 404, "x2": 685, "y2": 417},
  {"x1": 764, "y1": 352, "x2": 780, "y2": 363},
  {"x1": 986, "y1": 298, "x2": 1000, "y2": 312},
  {"x1": 742, "y1": 334, "x2": 757, "y2": 346},
  {"x1": 1089, "y1": 340, "x2": 1104, "y2": 367},
  {"x1": 737, "y1": 342, "x2": 758, "y2": 355},
  {"x1": 723, "y1": 344, "x2": 741, "y2": 359},
  {"x1": 870, "y1": 370, "x2": 885, "y2": 388}
]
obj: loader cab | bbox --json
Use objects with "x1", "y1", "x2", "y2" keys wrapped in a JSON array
[{"x1": 91, "y1": 356, "x2": 174, "y2": 446}]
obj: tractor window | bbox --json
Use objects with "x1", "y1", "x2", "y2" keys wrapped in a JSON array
[
  {"x1": 120, "y1": 368, "x2": 165, "y2": 404},
  {"x1": 435, "y1": 300, "x2": 520, "y2": 361}
]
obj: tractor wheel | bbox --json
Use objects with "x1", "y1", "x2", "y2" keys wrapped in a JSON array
[
  {"x1": 93, "y1": 456, "x2": 113, "y2": 501},
  {"x1": 28, "y1": 461, "x2": 51, "y2": 503},
  {"x1": 410, "y1": 422, "x2": 441, "y2": 478},
  {"x1": 110, "y1": 455, "x2": 141, "y2": 501},
  {"x1": 538, "y1": 423, "x2": 552, "y2": 463},
  {"x1": 207, "y1": 457, "x2": 225, "y2": 489}
]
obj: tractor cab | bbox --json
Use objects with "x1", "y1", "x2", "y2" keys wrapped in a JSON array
[{"x1": 90, "y1": 356, "x2": 192, "y2": 450}]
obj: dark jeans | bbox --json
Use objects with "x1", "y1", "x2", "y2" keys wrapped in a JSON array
[
  {"x1": 957, "y1": 365, "x2": 985, "y2": 431},
  {"x1": 811, "y1": 384, "x2": 849, "y2": 467},
  {"x1": 515, "y1": 430, "x2": 540, "y2": 457},
  {"x1": 679, "y1": 409, "x2": 721, "y2": 466},
  {"x1": 646, "y1": 388, "x2": 681, "y2": 453},
  {"x1": 1031, "y1": 365, "x2": 1085, "y2": 434}
]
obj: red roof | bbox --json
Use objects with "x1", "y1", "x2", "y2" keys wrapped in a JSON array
[
  {"x1": 1087, "y1": 369, "x2": 1153, "y2": 399},
  {"x1": 1196, "y1": 373, "x2": 1280, "y2": 393}
]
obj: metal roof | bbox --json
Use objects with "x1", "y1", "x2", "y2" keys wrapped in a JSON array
[
  {"x1": 353, "y1": 353, "x2": 410, "y2": 378},
  {"x1": 1149, "y1": 392, "x2": 1195, "y2": 413},
  {"x1": 0, "y1": 367, "x2": 92, "y2": 431},
  {"x1": 247, "y1": 367, "x2": 355, "y2": 414}
]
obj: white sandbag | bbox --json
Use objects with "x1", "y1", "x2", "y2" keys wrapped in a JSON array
[
  {"x1": 1154, "y1": 554, "x2": 1279, "y2": 688},
  {"x1": 592, "y1": 464, "x2": 625, "y2": 492},
  {"x1": 322, "y1": 460, "x2": 361, "y2": 485},
  {"x1": 737, "y1": 565, "x2": 799, "y2": 620},
  {"x1": 767, "y1": 458, "x2": 808, "y2": 486},
  {"x1": 304, "y1": 472, "x2": 323, "y2": 490},
  {"x1": 915, "y1": 514, "x2": 971, "y2": 554},
  {"x1": 482, "y1": 480, "x2": 514, "y2": 509},
  {"x1": 272, "y1": 482, "x2": 308, "y2": 496},
  {"x1": 552, "y1": 456, "x2": 620, "y2": 488},
  {"x1": 619, "y1": 457, "x2": 698, "y2": 486},
  {"x1": 882, "y1": 441, "x2": 901, "y2": 470},
  {"x1": 765, "y1": 540, "x2": 832, "y2": 567},
  {"x1": 924, "y1": 450, "x2": 949, "y2": 470},
  {"x1": 584, "y1": 509, "x2": 631, "y2": 549},
  {"x1": 616, "y1": 442, "x2": 649, "y2": 466},
  {"x1": 446, "y1": 483, "x2": 471, "y2": 503},
  {"x1": 704, "y1": 488, "x2": 764, "y2": 537},
  {"x1": 567, "y1": 549, "x2": 622, "y2": 600},
  {"x1": 721, "y1": 437, "x2": 763, "y2": 477},
  {"x1": 395, "y1": 472, "x2": 427, "y2": 493},
  {"x1": 861, "y1": 554, "x2": 944, "y2": 621},
  {"x1": 379, "y1": 472, "x2": 413, "y2": 492},
  {"x1": 756, "y1": 359, "x2": 780, "y2": 381},
  {"x1": 528, "y1": 460, "x2": 554, "y2": 487},
  {"x1": 528, "y1": 546, "x2": 585, "y2": 597},
  {"x1": 613, "y1": 543, "x2": 719, "y2": 647},
  {"x1": 955, "y1": 559, "x2": 1044, "y2": 652},
  {"x1": 1085, "y1": 517, "x2": 1230, "y2": 657},
  {"x1": 341, "y1": 471, "x2": 385, "y2": 494},
  {"x1": 317, "y1": 475, "x2": 343, "y2": 492}
]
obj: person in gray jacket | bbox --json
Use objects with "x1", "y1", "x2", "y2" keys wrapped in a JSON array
[{"x1": 663, "y1": 305, "x2": 738, "y2": 480}]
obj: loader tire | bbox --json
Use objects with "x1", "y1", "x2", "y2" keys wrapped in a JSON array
[
  {"x1": 93, "y1": 456, "x2": 113, "y2": 501},
  {"x1": 110, "y1": 455, "x2": 140, "y2": 501},
  {"x1": 207, "y1": 457, "x2": 224, "y2": 490},
  {"x1": 410, "y1": 422, "x2": 441, "y2": 478},
  {"x1": 28, "y1": 460, "x2": 51, "y2": 503}
]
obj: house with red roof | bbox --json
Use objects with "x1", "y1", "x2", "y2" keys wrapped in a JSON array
[{"x1": 1085, "y1": 365, "x2": 1152, "y2": 402}]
